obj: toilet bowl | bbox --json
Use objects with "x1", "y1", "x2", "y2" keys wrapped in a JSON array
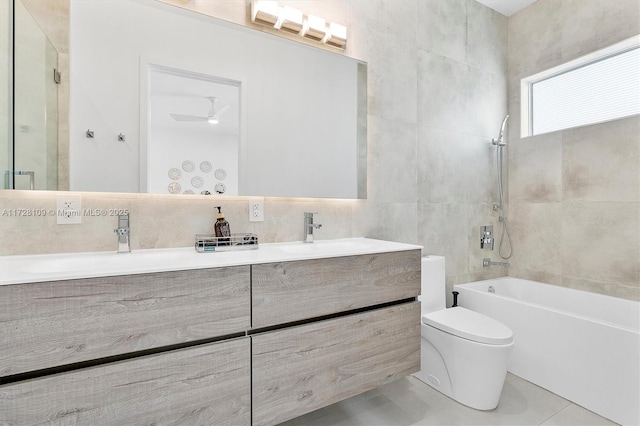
[{"x1": 413, "y1": 255, "x2": 514, "y2": 410}]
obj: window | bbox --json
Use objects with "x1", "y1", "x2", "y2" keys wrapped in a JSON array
[{"x1": 521, "y1": 35, "x2": 640, "y2": 137}]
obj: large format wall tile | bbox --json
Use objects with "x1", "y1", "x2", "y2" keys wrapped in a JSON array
[
  {"x1": 509, "y1": 202, "x2": 562, "y2": 277},
  {"x1": 368, "y1": 116, "x2": 418, "y2": 203},
  {"x1": 562, "y1": 201, "x2": 639, "y2": 287},
  {"x1": 508, "y1": 0, "x2": 562, "y2": 77},
  {"x1": 467, "y1": 0, "x2": 508, "y2": 76},
  {"x1": 418, "y1": 202, "x2": 469, "y2": 278},
  {"x1": 563, "y1": 116, "x2": 640, "y2": 202},
  {"x1": 352, "y1": 201, "x2": 418, "y2": 246},
  {"x1": 510, "y1": 132, "x2": 563, "y2": 203},
  {"x1": 561, "y1": 0, "x2": 640, "y2": 61},
  {"x1": 418, "y1": 126, "x2": 499, "y2": 205},
  {"x1": 417, "y1": 0, "x2": 467, "y2": 63},
  {"x1": 418, "y1": 51, "x2": 471, "y2": 133}
]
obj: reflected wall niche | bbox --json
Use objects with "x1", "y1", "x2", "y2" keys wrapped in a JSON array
[{"x1": 145, "y1": 65, "x2": 241, "y2": 196}]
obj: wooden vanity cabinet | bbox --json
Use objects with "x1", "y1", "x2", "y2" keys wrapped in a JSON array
[
  {"x1": 252, "y1": 302, "x2": 421, "y2": 426},
  {"x1": 252, "y1": 249, "x2": 421, "y2": 328},
  {"x1": 251, "y1": 250, "x2": 422, "y2": 425},
  {"x1": 0, "y1": 266, "x2": 250, "y2": 377},
  {"x1": 0, "y1": 338, "x2": 251, "y2": 426},
  {"x1": 0, "y1": 246, "x2": 421, "y2": 426}
]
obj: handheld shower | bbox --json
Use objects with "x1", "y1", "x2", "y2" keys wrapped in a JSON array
[
  {"x1": 492, "y1": 114, "x2": 509, "y2": 146},
  {"x1": 492, "y1": 114, "x2": 513, "y2": 259}
]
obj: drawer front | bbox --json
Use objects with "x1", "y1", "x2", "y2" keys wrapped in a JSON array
[
  {"x1": 252, "y1": 249, "x2": 420, "y2": 328},
  {"x1": 252, "y1": 302, "x2": 421, "y2": 426},
  {"x1": 0, "y1": 266, "x2": 250, "y2": 377},
  {"x1": 0, "y1": 338, "x2": 251, "y2": 426}
]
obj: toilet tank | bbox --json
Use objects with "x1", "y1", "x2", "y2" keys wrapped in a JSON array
[{"x1": 420, "y1": 255, "x2": 446, "y2": 315}]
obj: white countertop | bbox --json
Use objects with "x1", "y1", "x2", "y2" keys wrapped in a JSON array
[{"x1": 0, "y1": 238, "x2": 422, "y2": 286}]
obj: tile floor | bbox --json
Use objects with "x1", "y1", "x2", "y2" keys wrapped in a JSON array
[{"x1": 281, "y1": 373, "x2": 618, "y2": 426}]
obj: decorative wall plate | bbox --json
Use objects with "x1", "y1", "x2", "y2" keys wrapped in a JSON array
[
  {"x1": 214, "y1": 168, "x2": 227, "y2": 180},
  {"x1": 182, "y1": 160, "x2": 195, "y2": 172},
  {"x1": 168, "y1": 168, "x2": 181, "y2": 180},
  {"x1": 168, "y1": 182, "x2": 182, "y2": 194},
  {"x1": 191, "y1": 176, "x2": 204, "y2": 188},
  {"x1": 214, "y1": 183, "x2": 226, "y2": 194}
]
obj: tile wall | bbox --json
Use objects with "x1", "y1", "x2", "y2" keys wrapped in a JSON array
[
  {"x1": 507, "y1": 0, "x2": 640, "y2": 300},
  {"x1": 24, "y1": 1, "x2": 640, "y2": 304}
]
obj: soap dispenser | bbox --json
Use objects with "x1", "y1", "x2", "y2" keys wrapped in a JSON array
[{"x1": 214, "y1": 206, "x2": 231, "y2": 242}]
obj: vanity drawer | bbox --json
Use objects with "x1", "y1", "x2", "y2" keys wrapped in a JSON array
[
  {"x1": 0, "y1": 266, "x2": 250, "y2": 377},
  {"x1": 251, "y1": 249, "x2": 420, "y2": 328},
  {"x1": 252, "y1": 302, "x2": 421, "y2": 426},
  {"x1": 0, "y1": 337, "x2": 251, "y2": 426}
]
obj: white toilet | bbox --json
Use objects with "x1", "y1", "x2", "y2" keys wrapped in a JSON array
[{"x1": 413, "y1": 255, "x2": 514, "y2": 410}]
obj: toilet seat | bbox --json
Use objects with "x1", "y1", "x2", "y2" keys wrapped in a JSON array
[{"x1": 422, "y1": 307, "x2": 513, "y2": 345}]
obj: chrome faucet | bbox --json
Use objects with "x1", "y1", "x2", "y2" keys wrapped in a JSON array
[
  {"x1": 114, "y1": 213, "x2": 131, "y2": 253},
  {"x1": 303, "y1": 212, "x2": 322, "y2": 243},
  {"x1": 483, "y1": 258, "x2": 509, "y2": 268}
]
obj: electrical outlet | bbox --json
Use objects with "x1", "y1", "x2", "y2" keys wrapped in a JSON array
[
  {"x1": 249, "y1": 197, "x2": 264, "y2": 222},
  {"x1": 56, "y1": 195, "x2": 82, "y2": 224}
]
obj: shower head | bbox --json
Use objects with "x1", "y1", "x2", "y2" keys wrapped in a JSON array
[{"x1": 492, "y1": 114, "x2": 509, "y2": 146}]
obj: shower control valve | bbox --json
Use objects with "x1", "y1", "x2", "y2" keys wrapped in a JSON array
[{"x1": 480, "y1": 225, "x2": 494, "y2": 250}]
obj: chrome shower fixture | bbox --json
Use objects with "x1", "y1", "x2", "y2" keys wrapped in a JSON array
[
  {"x1": 492, "y1": 113, "x2": 513, "y2": 260},
  {"x1": 492, "y1": 114, "x2": 509, "y2": 146}
]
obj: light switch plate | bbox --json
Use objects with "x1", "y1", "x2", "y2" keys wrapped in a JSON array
[
  {"x1": 56, "y1": 195, "x2": 82, "y2": 224},
  {"x1": 249, "y1": 197, "x2": 264, "y2": 222}
]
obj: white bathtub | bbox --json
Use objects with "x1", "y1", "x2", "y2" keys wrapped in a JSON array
[{"x1": 454, "y1": 277, "x2": 639, "y2": 426}]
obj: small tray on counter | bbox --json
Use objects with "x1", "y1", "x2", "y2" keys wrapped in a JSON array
[{"x1": 195, "y1": 233, "x2": 259, "y2": 253}]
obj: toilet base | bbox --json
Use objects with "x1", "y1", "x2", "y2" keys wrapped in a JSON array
[{"x1": 413, "y1": 325, "x2": 513, "y2": 411}]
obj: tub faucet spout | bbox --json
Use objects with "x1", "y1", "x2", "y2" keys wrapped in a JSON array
[{"x1": 483, "y1": 258, "x2": 509, "y2": 268}]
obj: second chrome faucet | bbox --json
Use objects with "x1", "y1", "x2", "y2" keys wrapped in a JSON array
[
  {"x1": 114, "y1": 213, "x2": 131, "y2": 253},
  {"x1": 303, "y1": 212, "x2": 322, "y2": 243}
]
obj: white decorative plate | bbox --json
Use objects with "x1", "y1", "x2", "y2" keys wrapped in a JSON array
[
  {"x1": 182, "y1": 160, "x2": 195, "y2": 172},
  {"x1": 168, "y1": 182, "x2": 182, "y2": 194},
  {"x1": 214, "y1": 183, "x2": 226, "y2": 194},
  {"x1": 214, "y1": 168, "x2": 227, "y2": 180},
  {"x1": 200, "y1": 161, "x2": 212, "y2": 173},
  {"x1": 191, "y1": 176, "x2": 204, "y2": 188},
  {"x1": 168, "y1": 168, "x2": 181, "y2": 180}
]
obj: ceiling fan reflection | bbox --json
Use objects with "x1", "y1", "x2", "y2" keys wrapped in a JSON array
[{"x1": 170, "y1": 96, "x2": 230, "y2": 124}]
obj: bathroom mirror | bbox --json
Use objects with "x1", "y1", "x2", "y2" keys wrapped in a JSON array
[{"x1": 5, "y1": 0, "x2": 367, "y2": 199}]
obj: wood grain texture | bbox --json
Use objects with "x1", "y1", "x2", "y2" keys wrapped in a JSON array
[
  {"x1": 0, "y1": 266, "x2": 250, "y2": 376},
  {"x1": 252, "y1": 302, "x2": 421, "y2": 426},
  {"x1": 0, "y1": 338, "x2": 251, "y2": 426},
  {"x1": 251, "y1": 249, "x2": 421, "y2": 328}
]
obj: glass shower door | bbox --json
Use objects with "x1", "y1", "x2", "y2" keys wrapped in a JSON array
[{"x1": 13, "y1": 0, "x2": 58, "y2": 190}]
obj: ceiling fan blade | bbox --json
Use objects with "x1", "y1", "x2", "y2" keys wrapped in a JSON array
[
  {"x1": 170, "y1": 113, "x2": 208, "y2": 122},
  {"x1": 212, "y1": 104, "x2": 230, "y2": 120}
]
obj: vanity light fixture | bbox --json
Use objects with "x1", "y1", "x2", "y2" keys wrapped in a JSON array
[
  {"x1": 302, "y1": 15, "x2": 326, "y2": 41},
  {"x1": 276, "y1": 6, "x2": 303, "y2": 33},
  {"x1": 251, "y1": 1, "x2": 279, "y2": 26},
  {"x1": 323, "y1": 22, "x2": 347, "y2": 48},
  {"x1": 250, "y1": 1, "x2": 347, "y2": 49}
]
